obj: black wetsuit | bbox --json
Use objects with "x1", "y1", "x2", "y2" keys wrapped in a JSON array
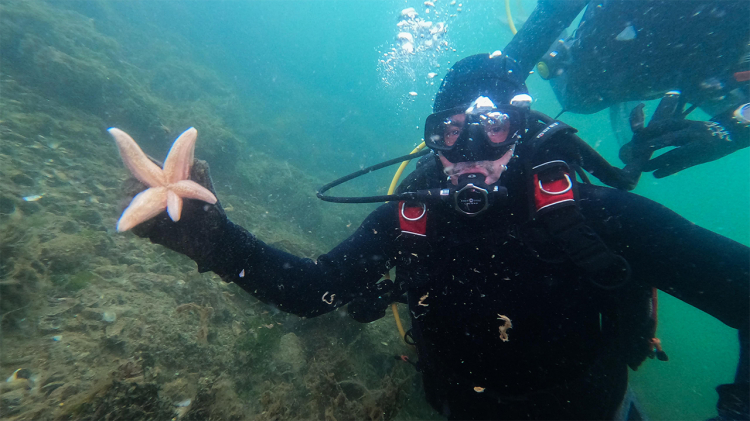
[
  {"x1": 200, "y1": 156, "x2": 749, "y2": 420},
  {"x1": 504, "y1": 0, "x2": 750, "y2": 115}
]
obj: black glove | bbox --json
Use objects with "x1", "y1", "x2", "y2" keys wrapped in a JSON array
[
  {"x1": 122, "y1": 159, "x2": 232, "y2": 272},
  {"x1": 347, "y1": 280, "x2": 404, "y2": 323},
  {"x1": 348, "y1": 295, "x2": 391, "y2": 323},
  {"x1": 620, "y1": 105, "x2": 749, "y2": 178},
  {"x1": 710, "y1": 382, "x2": 750, "y2": 421}
]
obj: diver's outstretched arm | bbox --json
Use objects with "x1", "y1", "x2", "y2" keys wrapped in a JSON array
[
  {"x1": 585, "y1": 186, "x2": 750, "y2": 420},
  {"x1": 502, "y1": 0, "x2": 587, "y2": 78},
  {"x1": 123, "y1": 160, "x2": 398, "y2": 318}
]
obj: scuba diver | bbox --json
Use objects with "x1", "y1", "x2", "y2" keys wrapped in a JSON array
[
  {"x1": 503, "y1": 0, "x2": 750, "y2": 180},
  {"x1": 116, "y1": 54, "x2": 749, "y2": 420}
]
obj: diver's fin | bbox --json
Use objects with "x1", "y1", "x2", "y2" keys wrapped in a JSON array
[
  {"x1": 628, "y1": 103, "x2": 646, "y2": 133},
  {"x1": 609, "y1": 102, "x2": 641, "y2": 146},
  {"x1": 613, "y1": 386, "x2": 649, "y2": 421}
]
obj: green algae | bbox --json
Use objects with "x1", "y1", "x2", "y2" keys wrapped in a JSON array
[
  {"x1": 0, "y1": 1, "x2": 415, "y2": 420},
  {"x1": 66, "y1": 271, "x2": 101, "y2": 292}
]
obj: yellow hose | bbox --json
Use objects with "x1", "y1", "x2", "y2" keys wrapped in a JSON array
[
  {"x1": 391, "y1": 302, "x2": 408, "y2": 341},
  {"x1": 504, "y1": 0, "x2": 518, "y2": 35},
  {"x1": 389, "y1": 0, "x2": 514, "y2": 346},
  {"x1": 385, "y1": 0, "x2": 516, "y2": 347},
  {"x1": 387, "y1": 142, "x2": 427, "y2": 196},
  {"x1": 387, "y1": 141, "x2": 426, "y2": 345}
]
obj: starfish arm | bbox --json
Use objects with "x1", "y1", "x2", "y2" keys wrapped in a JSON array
[
  {"x1": 167, "y1": 189, "x2": 183, "y2": 222},
  {"x1": 164, "y1": 127, "x2": 197, "y2": 184},
  {"x1": 109, "y1": 128, "x2": 166, "y2": 187},
  {"x1": 170, "y1": 180, "x2": 218, "y2": 204},
  {"x1": 117, "y1": 187, "x2": 168, "y2": 232}
]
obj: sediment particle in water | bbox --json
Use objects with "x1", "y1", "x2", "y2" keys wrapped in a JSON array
[{"x1": 103, "y1": 311, "x2": 117, "y2": 323}]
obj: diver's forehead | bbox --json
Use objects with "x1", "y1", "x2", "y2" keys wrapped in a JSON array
[{"x1": 446, "y1": 113, "x2": 466, "y2": 124}]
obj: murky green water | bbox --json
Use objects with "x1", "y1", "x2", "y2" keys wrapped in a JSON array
[{"x1": 1, "y1": 1, "x2": 746, "y2": 420}]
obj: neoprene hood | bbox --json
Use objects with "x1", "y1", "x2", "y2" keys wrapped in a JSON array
[{"x1": 433, "y1": 53, "x2": 529, "y2": 112}]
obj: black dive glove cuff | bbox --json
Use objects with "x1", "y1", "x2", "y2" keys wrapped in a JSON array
[
  {"x1": 715, "y1": 382, "x2": 750, "y2": 421},
  {"x1": 125, "y1": 159, "x2": 237, "y2": 272},
  {"x1": 620, "y1": 103, "x2": 750, "y2": 178},
  {"x1": 348, "y1": 280, "x2": 404, "y2": 323},
  {"x1": 711, "y1": 106, "x2": 750, "y2": 151},
  {"x1": 712, "y1": 326, "x2": 750, "y2": 420},
  {"x1": 348, "y1": 294, "x2": 391, "y2": 323}
]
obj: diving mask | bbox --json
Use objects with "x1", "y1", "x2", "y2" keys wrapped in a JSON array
[{"x1": 424, "y1": 95, "x2": 531, "y2": 163}]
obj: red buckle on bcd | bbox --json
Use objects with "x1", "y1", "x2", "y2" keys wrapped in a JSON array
[
  {"x1": 398, "y1": 201, "x2": 427, "y2": 236},
  {"x1": 532, "y1": 161, "x2": 575, "y2": 213}
]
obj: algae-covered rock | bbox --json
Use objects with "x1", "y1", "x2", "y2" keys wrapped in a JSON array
[
  {"x1": 40, "y1": 232, "x2": 95, "y2": 275},
  {"x1": 181, "y1": 377, "x2": 248, "y2": 421},
  {"x1": 0, "y1": 1, "x2": 415, "y2": 420},
  {"x1": 0, "y1": 388, "x2": 25, "y2": 416},
  {"x1": 73, "y1": 208, "x2": 103, "y2": 226},
  {"x1": 0, "y1": 195, "x2": 17, "y2": 216},
  {"x1": 62, "y1": 380, "x2": 174, "y2": 421},
  {"x1": 275, "y1": 332, "x2": 306, "y2": 373},
  {"x1": 10, "y1": 173, "x2": 35, "y2": 187}
]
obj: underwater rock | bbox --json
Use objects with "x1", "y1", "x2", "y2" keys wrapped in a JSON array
[
  {"x1": 43, "y1": 201, "x2": 67, "y2": 216},
  {"x1": 161, "y1": 377, "x2": 196, "y2": 410},
  {"x1": 0, "y1": 196, "x2": 16, "y2": 215},
  {"x1": 17, "y1": 199, "x2": 42, "y2": 215},
  {"x1": 276, "y1": 332, "x2": 306, "y2": 373},
  {"x1": 40, "y1": 234, "x2": 94, "y2": 274},
  {"x1": 17, "y1": 267, "x2": 40, "y2": 284},
  {"x1": 65, "y1": 380, "x2": 173, "y2": 421},
  {"x1": 81, "y1": 307, "x2": 105, "y2": 321},
  {"x1": 10, "y1": 173, "x2": 35, "y2": 187},
  {"x1": 48, "y1": 383, "x2": 78, "y2": 402},
  {"x1": 60, "y1": 220, "x2": 81, "y2": 234},
  {"x1": 0, "y1": 388, "x2": 24, "y2": 415},
  {"x1": 1, "y1": 379, "x2": 31, "y2": 394},
  {"x1": 104, "y1": 335, "x2": 128, "y2": 356},
  {"x1": 178, "y1": 377, "x2": 246, "y2": 420},
  {"x1": 76, "y1": 208, "x2": 103, "y2": 226},
  {"x1": 37, "y1": 318, "x2": 61, "y2": 335},
  {"x1": 105, "y1": 319, "x2": 126, "y2": 339},
  {"x1": 41, "y1": 382, "x2": 65, "y2": 396}
]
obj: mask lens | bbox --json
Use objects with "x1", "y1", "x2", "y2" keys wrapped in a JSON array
[
  {"x1": 425, "y1": 109, "x2": 466, "y2": 149},
  {"x1": 424, "y1": 105, "x2": 520, "y2": 153},
  {"x1": 481, "y1": 112, "x2": 510, "y2": 144},
  {"x1": 441, "y1": 117, "x2": 463, "y2": 147}
]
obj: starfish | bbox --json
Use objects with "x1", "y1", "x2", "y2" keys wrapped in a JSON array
[{"x1": 108, "y1": 127, "x2": 217, "y2": 232}]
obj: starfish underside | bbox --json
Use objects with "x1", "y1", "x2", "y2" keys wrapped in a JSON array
[{"x1": 109, "y1": 127, "x2": 217, "y2": 232}]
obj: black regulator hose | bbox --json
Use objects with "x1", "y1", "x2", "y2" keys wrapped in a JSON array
[
  {"x1": 530, "y1": 110, "x2": 637, "y2": 190},
  {"x1": 318, "y1": 111, "x2": 637, "y2": 204},
  {"x1": 317, "y1": 149, "x2": 431, "y2": 203}
]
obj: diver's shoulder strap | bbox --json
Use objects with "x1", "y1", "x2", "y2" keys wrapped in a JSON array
[
  {"x1": 530, "y1": 119, "x2": 578, "y2": 141},
  {"x1": 524, "y1": 135, "x2": 631, "y2": 289},
  {"x1": 393, "y1": 153, "x2": 441, "y2": 290},
  {"x1": 526, "y1": 115, "x2": 637, "y2": 190},
  {"x1": 397, "y1": 153, "x2": 443, "y2": 194},
  {"x1": 395, "y1": 201, "x2": 433, "y2": 290}
]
